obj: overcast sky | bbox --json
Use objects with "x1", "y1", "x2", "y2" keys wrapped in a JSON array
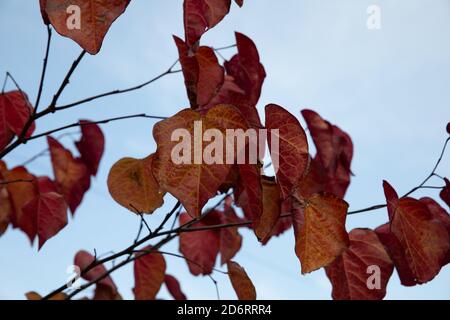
[{"x1": 0, "y1": 0, "x2": 449, "y2": 300}]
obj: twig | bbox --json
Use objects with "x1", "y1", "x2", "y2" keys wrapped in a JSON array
[
  {"x1": 54, "y1": 59, "x2": 180, "y2": 111},
  {"x1": 34, "y1": 25, "x2": 52, "y2": 112}
]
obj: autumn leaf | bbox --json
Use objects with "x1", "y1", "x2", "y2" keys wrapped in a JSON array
[
  {"x1": 4, "y1": 167, "x2": 37, "y2": 241},
  {"x1": 301, "y1": 109, "x2": 353, "y2": 198},
  {"x1": 174, "y1": 36, "x2": 224, "y2": 108},
  {"x1": 179, "y1": 212, "x2": 221, "y2": 275},
  {"x1": 133, "y1": 247, "x2": 166, "y2": 300},
  {"x1": 0, "y1": 162, "x2": 12, "y2": 236},
  {"x1": 48, "y1": 136, "x2": 90, "y2": 214},
  {"x1": 254, "y1": 176, "x2": 281, "y2": 243},
  {"x1": 227, "y1": 261, "x2": 256, "y2": 300},
  {"x1": 74, "y1": 250, "x2": 118, "y2": 295},
  {"x1": 219, "y1": 206, "x2": 243, "y2": 265},
  {"x1": 75, "y1": 120, "x2": 105, "y2": 176},
  {"x1": 22, "y1": 177, "x2": 68, "y2": 249},
  {"x1": 295, "y1": 157, "x2": 327, "y2": 199},
  {"x1": 165, "y1": 274, "x2": 187, "y2": 300},
  {"x1": 225, "y1": 33, "x2": 266, "y2": 107},
  {"x1": 293, "y1": 193, "x2": 349, "y2": 274},
  {"x1": 42, "y1": 0, "x2": 131, "y2": 54},
  {"x1": 26, "y1": 291, "x2": 67, "y2": 300},
  {"x1": 325, "y1": 228, "x2": 394, "y2": 300},
  {"x1": 381, "y1": 181, "x2": 450, "y2": 284},
  {"x1": 265, "y1": 104, "x2": 309, "y2": 199},
  {"x1": 107, "y1": 155, "x2": 165, "y2": 214},
  {"x1": 234, "y1": 163, "x2": 262, "y2": 224},
  {"x1": 184, "y1": 0, "x2": 237, "y2": 46},
  {"x1": 440, "y1": 178, "x2": 450, "y2": 208},
  {"x1": 152, "y1": 105, "x2": 248, "y2": 217},
  {"x1": 0, "y1": 91, "x2": 35, "y2": 150},
  {"x1": 93, "y1": 284, "x2": 123, "y2": 300}
]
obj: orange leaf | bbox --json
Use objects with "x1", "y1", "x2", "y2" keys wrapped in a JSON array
[
  {"x1": 43, "y1": 0, "x2": 131, "y2": 54},
  {"x1": 325, "y1": 228, "x2": 394, "y2": 300},
  {"x1": 152, "y1": 105, "x2": 248, "y2": 217},
  {"x1": 265, "y1": 104, "x2": 309, "y2": 199},
  {"x1": 293, "y1": 193, "x2": 349, "y2": 274},
  {"x1": 254, "y1": 176, "x2": 281, "y2": 243},
  {"x1": 227, "y1": 261, "x2": 256, "y2": 300},
  {"x1": 133, "y1": 247, "x2": 166, "y2": 300},
  {"x1": 48, "y1": 136, "x2": 90, "y2": 214},
  {"x1": 107, "y1": 155, "x2": 165, "y2": 214},
  {"x1": 4, "y1": 167, "x2": 37, "y2": 242}
]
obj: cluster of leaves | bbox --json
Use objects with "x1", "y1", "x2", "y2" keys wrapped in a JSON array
[{"x1": 1, "y1": 0, "x2": 449, "y2": 300}]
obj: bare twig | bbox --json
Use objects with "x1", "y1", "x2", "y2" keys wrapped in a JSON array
[{"x1": 34, "y1": 25, "x2": 52, "y2": 112}]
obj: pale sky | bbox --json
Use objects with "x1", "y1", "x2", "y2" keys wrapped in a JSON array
[{"x1": 0, "y1": 0, "x2": 449, "y2": 300}]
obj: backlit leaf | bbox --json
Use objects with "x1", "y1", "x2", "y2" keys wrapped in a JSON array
[
  {"x1": 325, "y1": 228, "x2": 394, "y2": 300},
  {"x1": 48, "y1": 136, "x2": 90, "y2": 214},
  {"x1": 75, "y1": 120, "x2": 105, "y2": 176},
  {"x1": 265, "y1": 104, "x2": 309, "y2": 199},
  {"x1": 43, "y1": 0, "x2": 131, "y2": 54},
  {"x1": 134, "y1": 247, "x2": 166, "y2": 300},
  {"x1": 293, "y1": 193, "x2": 349, "y2": 274},
  {"x1": 227, "y1": 261, "x2": 256, "y2": 300},
  {"x1": 152, "y1": 105, "x2": 248, "y2": 217},
  {"x1": 107, "y1": 155, "x2": 165, "y2": 214}
]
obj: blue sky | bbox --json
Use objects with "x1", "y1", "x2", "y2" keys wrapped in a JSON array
[{"x1": 0, "y1": 0, "x2": 449, "y2": 300}]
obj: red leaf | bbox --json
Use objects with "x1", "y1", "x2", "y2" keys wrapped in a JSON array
[
  {"x1": 227, "y1": 261, "x2": 256, "y2": 300},
  {"x1": 174, "y1": 37, "x2": 224, "y2": 108},
  {"x1": 375, "y1": 223, "x2": 417, "y2": 286},
  {"x1": 179, "y1": 212, "x2": 221, "y2": 275},
  {"x1": 265, "y1": 104, "x2": 309, "y2": 199},
  {"x1": 75, "y1": 120, "x2": 105, "y2": 176},
  {"x1": 48, "y1": 136, "x2": 90, "y2": 214},
  {"x1": 234, "y1": 0, "x2": 244, "y2": 7},
  {"x1": 183, "y1": 0, "x2": 233, "y2": 46},
  {"x1": 446, "y1": 122, "x2": 450, "y2": 134},
  {"x1": 133, "y1": 247, "x2": 166, "y2": 300},
  {"x1": 254, "y1": 176, "x2": 281, "y2": 243},
  {"x1": 22, "y1": 177, "x2": 68, "y2": 249},
  {"x1": 164, "y1": 275, "x2": 187, "y2": 300},
  {"x1": 440, "y1": 178, "x2": 450, "y2": 208},
  {"x1": 219, "y1": 206, "x2": 243, "y2": 265},
  {"x1": 0, "y1": 91, "x2": 35, "y2": 146},
  {"x1": 234, "y1": 163, "x2": 262, "y2": 224},
  {"x1": 74, "y1": 250, "x2": 117, "y2": 291},
  {"x1": 43, "y1": 0, "x2": 131, "y2": 54},
  {"x1": 293, "y1": 193, "x2": 349, "y2": 274},
  {"x1": 225, "y1": 33, "x2": 266, "y2": 107},
  {"x1": 301, "y1": 109, "x2": 353, "y2": 198},
  {"x1": 325, "y1": 228, "x2": 394, "y2": 300},
  {"x1": 4, "y1": 167, "x2": 37, "y2": 241},
  {"x1": 383, "y1": 180, "x2": 399, "y2": 220},
  {"x1": 382, "y1": 182, "x2": 450, "y2": 284},
  {"x1": 39, "y1": 0, "x2": 50, "y2": 25},
  {"x1": 196, "y1": 47, "x2": 225, "y2": 106}
]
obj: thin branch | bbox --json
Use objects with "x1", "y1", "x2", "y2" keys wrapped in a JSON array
[
  {"x1": 54, "y1": 60, "x2": 180, "y2": 111},
  {"x1": 0, "y1": 179, "x2": 33, "y2": 186},
  {"x1": 348, "y1": 137, "x2": 449, "y2": 215},
  {"x1": 34, "y1": 25, "x2": 52, "y2": 112},
  {"x1": 27, "y1": 113, "x2": 167, "y2": 142}
]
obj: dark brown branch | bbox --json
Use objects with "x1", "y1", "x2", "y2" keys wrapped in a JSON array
[
  {"x1": 26, "y1": 113, "x2": 168, "y2": 142},
  {"x1": 34, "y1": 25, "x2": 52, "y2": 112},
  {"x1": 54, "y1": 59, "x2": 181, "y2": 111},
  {"x1": 348, "y1": 136, "x2": 449, "y2": 215}
]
